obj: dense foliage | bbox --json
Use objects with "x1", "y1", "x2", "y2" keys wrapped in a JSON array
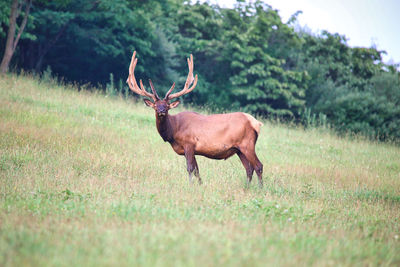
[{"x1": 1, "y1": 0, "x2": 399, "y2": 141}]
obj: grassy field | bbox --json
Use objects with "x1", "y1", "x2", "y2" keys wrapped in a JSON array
[{"x1": 0, "y1": 74, "x2": 399, "y2": 266}]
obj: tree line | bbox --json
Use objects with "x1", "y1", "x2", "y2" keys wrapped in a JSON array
[{"x1": 1, "y1": 0, "x2": 399, "y2": 142}]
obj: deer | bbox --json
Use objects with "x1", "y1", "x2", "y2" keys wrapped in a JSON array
[{"x1": 127, "y1": 51, "x2": 264, "y2": 187}]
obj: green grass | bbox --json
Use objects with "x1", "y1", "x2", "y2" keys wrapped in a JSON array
[{"x1": 1, "y1": 73, "x2": 399, "y2": 266}]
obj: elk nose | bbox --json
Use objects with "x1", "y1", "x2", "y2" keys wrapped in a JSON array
[{"x1": 158, "y1": 109, "x2": 166, "y2": 116}]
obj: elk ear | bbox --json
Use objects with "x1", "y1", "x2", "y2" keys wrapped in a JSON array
[
  {"x1": 143, "y1": 99, "x2": 155, "y2": 108},
  {"x1": 169, "y1": 100, "x2": 180, "y2": 109}
]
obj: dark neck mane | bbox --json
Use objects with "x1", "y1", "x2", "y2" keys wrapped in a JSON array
[{"x1": 156, "y1": 114, "x2": 174, "y2": 143}]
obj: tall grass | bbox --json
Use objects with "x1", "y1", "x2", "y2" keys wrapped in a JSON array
[{"x1": 1, "y1": 73, "x2": 399, "y2": 266}]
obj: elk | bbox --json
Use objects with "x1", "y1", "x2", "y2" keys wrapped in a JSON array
[{"x1": 127, "y1": 51, "x2": 263, "y2": 187}]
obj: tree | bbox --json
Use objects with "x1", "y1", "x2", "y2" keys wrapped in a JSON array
[
  {"x1": 223, "y1": 2, "x2": 306, "y2": 117},
  {"x1": 170, "y1": 1, "x2": 307, "y2": 117},
  {"x1": 0, "y1": 0, "x2": 32, "y2": 73},
  {"x1": 18, "y1": 0, "x2": 176, "y2": 87}
]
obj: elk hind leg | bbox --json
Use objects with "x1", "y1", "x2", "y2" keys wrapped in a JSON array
[
  {"x1": 240, "y1": 148, "x2": 263, "y2": 188},
  {"x1": 237, "y1": 151, "x2": 254, "y2": 187}
]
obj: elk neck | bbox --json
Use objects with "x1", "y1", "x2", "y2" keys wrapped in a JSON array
[{"x1": 155, "y1": 113, "x2": 175, "y2": 143}]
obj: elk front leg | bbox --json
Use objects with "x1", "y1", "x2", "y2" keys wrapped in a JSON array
[
  {"x1": 184, "y1": 146, "x2": 202, "y2": 185},
  {"x1": 193, "y1": 156, "x2": 202, "y2": 184}
]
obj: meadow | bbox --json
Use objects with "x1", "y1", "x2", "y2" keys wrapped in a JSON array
[{"x1": 0, "y1": 74, "x2": 399, "y2": 266}]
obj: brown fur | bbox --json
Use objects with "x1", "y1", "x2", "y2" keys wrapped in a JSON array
[
  {"x1": 127, "y1": 51, "x2": 263, "y2": 187},
  {"x1": 154, "y1": 110, "x2": 264, "y2": 187}
]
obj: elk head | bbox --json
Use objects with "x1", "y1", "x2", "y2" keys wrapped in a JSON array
[{"x1": 126, "y1": 51, "x2": 198, "y2": 119}]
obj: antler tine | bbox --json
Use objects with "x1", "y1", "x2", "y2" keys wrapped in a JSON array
[
  {"x1": 148, "y1": 79, "x2": 160, "y2": 100},
  {"x1": 126, "y1": 51, "x2": 157, "y2": 101},
  {"x1": 164, "y1": 82, "x2": 176, "y2": 100},
  {"x1": 166, "y1": 54, "x2": 198, "y2": 100},
  {"x1": 139, "y1": 79, "x2": 157, "y2": 100}
]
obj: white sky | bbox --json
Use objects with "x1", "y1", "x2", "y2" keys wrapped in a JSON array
[{"x1": 206, "y1": 0, "x2": 400, "y2": 65}]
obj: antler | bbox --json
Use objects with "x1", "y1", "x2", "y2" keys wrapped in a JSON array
[
  {"x1": 148, "y1": 79, "x2": 161, "y2": 100},
  {"x1": 126, "y1": 51, "x2": 159, "y2": 101},
  {"x1": 165, "y1": 54, "x2": 198, "y2": 100}
]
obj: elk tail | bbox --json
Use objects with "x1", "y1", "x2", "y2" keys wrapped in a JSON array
[{"x1": 244, "y1": 113, "x2": 263, "y2": 135}]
